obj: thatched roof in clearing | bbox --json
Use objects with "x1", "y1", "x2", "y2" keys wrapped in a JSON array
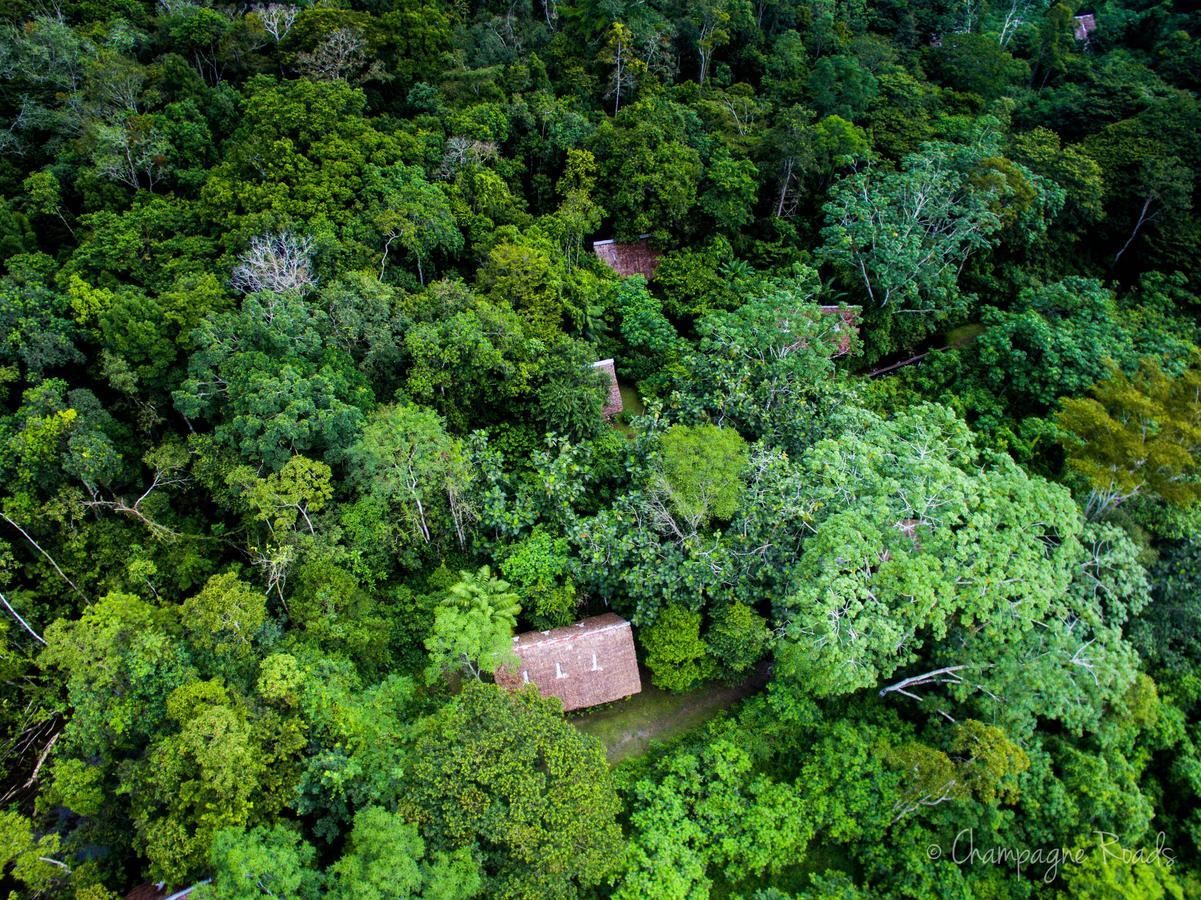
[
  {"x1": 495, "y1": 613, "x2": 642, "y2": 712},
  {"x1": 593, "y1": 236, "x2": 662, "y2": 280},
  {"x1": 592, "y1": 359, "x2": 624, "y2": 418},
  {"x1": 1074, "y1": 13, "x2": 1096, "y2": 40},
  {"x1": 819, "y1": 305, "x2": 860, "y2": 356},
  {"x1": 781, "y1": 306, "x2": 860, "y2": 357}
]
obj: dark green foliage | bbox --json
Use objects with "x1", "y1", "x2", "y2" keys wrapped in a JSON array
[
  {"x1": 498, "y1": 528, "x2": 577, "y2": 629},
  {"x1": 0, "y1": 0, "x2": 1199, "y2": 896},
  {"x1": 399, "y1": 682, "x2": 623, "y2": 895}
]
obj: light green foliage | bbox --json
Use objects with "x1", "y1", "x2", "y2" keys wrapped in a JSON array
[
  {"x1": 0, "y1": 811, "x2": 66, "y2": 894},
  {"x1": 330, "y1": 807, "x2": 483, "y2": 900},
  {"x1": 42, "y1": 592, "x2": 193, "y2": 760},
  {"x1": 476, "y1": 229, "x2": 570, "y2": 341},
  {"x1": 655, "y1": 423, "x2": 748, "y2": 528},
  {"x1": 256, "y1": 652, "x2": 306, "y2": 707},
  {"x1": 41, "y1": 758, "x2": 106, "y2": 818},
  {"x1": 2, "y1": 1, "x2": 1200, "y2": 895},
  {"x1": 347, "y1": 403, "x2": 475, "y2": 557},
  {"x1": 544, "y1": 149, "x2": 605, "y2": 267},
  {"x1": 1058, "y1": 359, "x2": 1201, "y2": 520},
  {"x1": 498, "y1": 528, "x2": 577, "y2": 629},
  {"x1": 199, "y1": 77, "x2": 406, "y2": 257},
  {"x1": 181, "y1": 572, "x2": 267, "y2": 661},
  {"x1": 290, "y1": 663, "x2": 417, "y2": 841},
  {"x1": 21, "y1": 170, "x2": 64, "y2": 221},
  {"x1": 1010, "y1": 128, "x2": 1106, "y2": 239},
  {"x1": 889, "y1": 720, "x2": 1029, "y2": 821},
  {"x1": 673, "y1": 269, "x2": 851, "y2": 447},
  {"x1": 821, "y1": 139, "x2": 1003, "y2": 312},
  {"x1": 820, "y1": 130, "x2": 1060, "y2": 352},
  {"x1": 775, "y1": 404, "x2": 1142, "y2": 734},
  {"x1": 618, "y1": 716, "x2": 889, "y2": 899},
  {"x1": 128, "y1": 680, "x2": 273, "y2": 883},
  {"x1": 641, "y1": 604, "x2": 713, "y2": 692},
  {"x1": 1015, "y1": 731, "x2": 1159, "y2": 850},
  {"x1": 1062, "y1": 843, "x2": 1186, "y2": 899},
  {"x1": 424, "y1": 566, "x2": 520, "y2": 681},
  {"x1": 237, "y1": 455, "x2": 334, "y2": 537},
  {"x1": 200, "y1": 825, "x2": 321, "y2": 900},
  {"x1": 621, "y1": 740, "x2": 810, "y2": 898}
]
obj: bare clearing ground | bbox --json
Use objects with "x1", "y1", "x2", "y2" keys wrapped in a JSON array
[{"x1": 572, "y1": 666, "x2": 769, "y2": 764}]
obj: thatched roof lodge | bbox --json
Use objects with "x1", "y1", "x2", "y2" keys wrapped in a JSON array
[
  {"x1": 592, "y1": 358, "x2": 624, "y2": 418},
  {"x1": 593, "y1": 236, "x2": 662, "y2": 280},
  {"x1": 495, "y1": 613, "x2": 642, "y2": 712}
]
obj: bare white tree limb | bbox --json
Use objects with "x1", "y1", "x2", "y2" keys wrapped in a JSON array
[{"x1": 232, "y1": 231, "x2": 317, "y2": 295}]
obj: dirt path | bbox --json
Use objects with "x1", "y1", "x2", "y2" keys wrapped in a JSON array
[{"x1": 573, "y1": 665, "x2": 769, "y2": 764}]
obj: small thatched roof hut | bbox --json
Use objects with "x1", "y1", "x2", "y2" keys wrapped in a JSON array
[
  {"x1": 592, "y1": 358, "x2": 624, "y2": 418},
  {"x1": 780, "y1": 306, "x2": 860, "y2": 357},
  {"x1": 495, "y1": 614, "x2": 642, "y2": 712},
  {"x1": 1074, "y1": 13, "x2": 1096, "y2": 41},
  {"x1": 818, "y1": 305, "x2": 860, "y2": 357}
]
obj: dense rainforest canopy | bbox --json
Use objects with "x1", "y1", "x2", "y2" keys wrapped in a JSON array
[{"x1": 1, "y1": 0, "x2": 1200, "y2": 896}]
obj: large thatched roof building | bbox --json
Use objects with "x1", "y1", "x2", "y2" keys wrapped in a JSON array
[
  {"x1": 495, "y1": 614, "x2": 642, "y2": 712},
  {"x1": 593, "y1": 236, "x2": 662, "y2": 280}
]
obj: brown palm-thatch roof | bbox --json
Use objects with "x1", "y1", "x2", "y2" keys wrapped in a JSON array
[
  {"x1": 1074, "y1": 13, "x2": 1096, "y2": 41},
  {"x1": 593, "y1": 236, "x2": 662, "y2": 280},
  {"x1": 781, "y1": 306, "x2": 860, "y2": 357},
  {"x1": 494, "y1": 614, "x2": 642, "y2": 712},
  {"x1": 592, "y1": 359, "x2": 624, "y2": 418},
  {"x1": 819, "y1": 305, "x2": 860, "y2": 356}
]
